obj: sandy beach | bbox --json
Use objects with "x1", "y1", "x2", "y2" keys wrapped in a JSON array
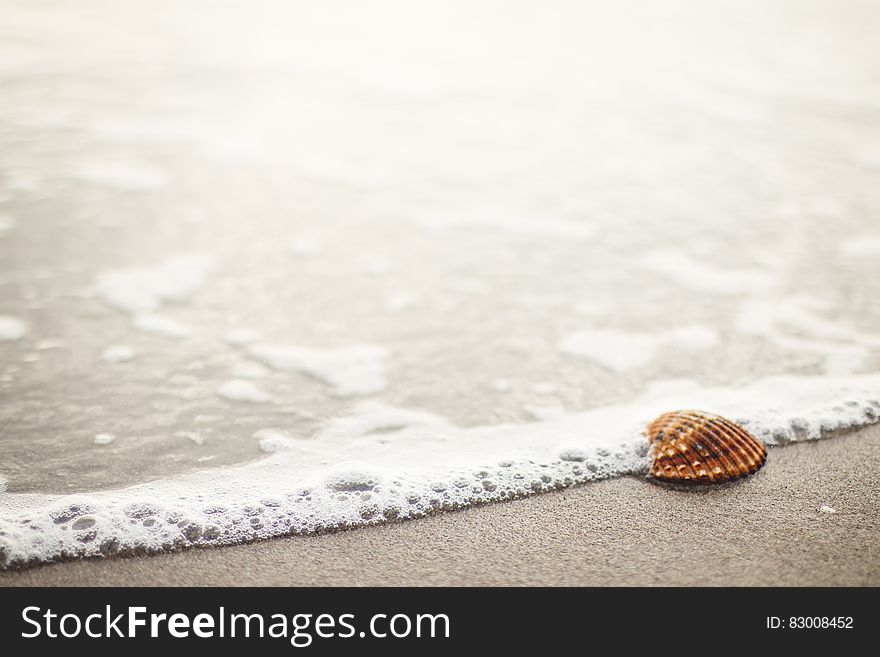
[{"x1": 3, "y1": 425, "x2": 877, "y2": 587}]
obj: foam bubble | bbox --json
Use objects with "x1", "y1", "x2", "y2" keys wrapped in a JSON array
[
  {"x1": 0, "y1": 316, "x2": 27, "y2": 342},
  {"x1": 250, "y1": 343, "x2": 390, "y2": 396},
  {"x1": 253, "y1": 428, "x2": 296, "y2": 453},
  {"x1": 93, "y1": 433, "x2": 116, "y2": 445},
  {"x1": 323, "y1": 462, "x2": 383, "y2": 492},
  {"x1": 217, "y1": 379, "x2": 269, "y2": 403},
  {"x1": 558, "y1": 447, "x2": 590, "y2": 462}
]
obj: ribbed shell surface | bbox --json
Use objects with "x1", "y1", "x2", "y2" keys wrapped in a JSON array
[{"x1": 647, "y1": 410, "x2": 767, "y2": 484}]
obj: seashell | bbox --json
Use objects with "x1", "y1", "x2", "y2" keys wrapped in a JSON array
[{"x1": 646, "y1": 410, "x2": 766, "y2": 484}]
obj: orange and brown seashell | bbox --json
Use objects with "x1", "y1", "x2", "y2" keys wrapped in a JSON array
[{"x1": 646, "y1": 410, "x2": 767, "y2": 484}]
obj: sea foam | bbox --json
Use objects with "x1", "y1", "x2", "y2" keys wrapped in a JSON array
[
  {"x1": 96, "y1": 255, "x2": 211, "y2": 315},
  {"x1": 558, "y1": 326, "x2": 719, "y2": 372},
  {"x1": 1, "y1": 374, "x2": 877, "y2": 568},
  {"x1": 249, "y1": 343, "x2": 390, "y2": 396}
]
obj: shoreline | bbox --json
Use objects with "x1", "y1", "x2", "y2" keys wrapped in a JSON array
[{"x1": 2, "y1": 425, "x2": 878, "y2": 587}]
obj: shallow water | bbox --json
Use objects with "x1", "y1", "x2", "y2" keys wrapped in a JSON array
[{"x1": 1, "y1": 0, "x2": 879, "y2": 566}]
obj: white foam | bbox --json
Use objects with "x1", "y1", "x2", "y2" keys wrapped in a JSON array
[
  {"x1": 133, "y1": 314, "x2": 192, "y2": 338},
  {"x1": 314, "y1": 402, "x2": 452, "y2": 442},
  {"x1": 640, "y1": 249, "x2": 772, "y2": 295},
  {"x1": 559, "y1": 325, "x2": 719, "y2": 372},
  {"x1": 736, "y1": 297, "x2": 880, "y2": 374},
  {"x1": 668, "y1": 325, "x2": 721, "y2": 351},
  {"x1": 253, "y1": 428, "x2": 296, "y2": 453},
  {"x1": 524, "y1": 403, "x2": 568, "y2": 420},
  {"x1": 559, "y1": 330, "x2": 658, "y2": 371},
  {"x1": 250, "y1": 343, "x2": 390, "y2": 396},
  {"x1": 0, "y1": 475, "x2": 6, "y2": 494},
  {"x1": 1, "y1": 374, "x2": 877, "y2": 568},
  {"x1": 0, "y1": 316, "x2": 27, "y2": 342},
  {"x1": 96, "y1": 256, "x2": 211, "y2": 315},
  {"x1": 93, "y1": 433, "x2": 116, "y2": 446},
  {"x1": 322, "y1": 462, "x2": 384, "y2": 493},
  {"x1": 818, "y1": 505, "x2": 837, "y2": 514},
  {"x1": 100, "y1": 345, "x2": 135, "y2": 363},
  {"x1": 217, "y1": 379, "x2": 270, "y2": 403}
]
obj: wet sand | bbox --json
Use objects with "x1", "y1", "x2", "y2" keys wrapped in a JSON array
[{"x1": 2, "y1": 425, "x2": 877, "y2": 587}]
